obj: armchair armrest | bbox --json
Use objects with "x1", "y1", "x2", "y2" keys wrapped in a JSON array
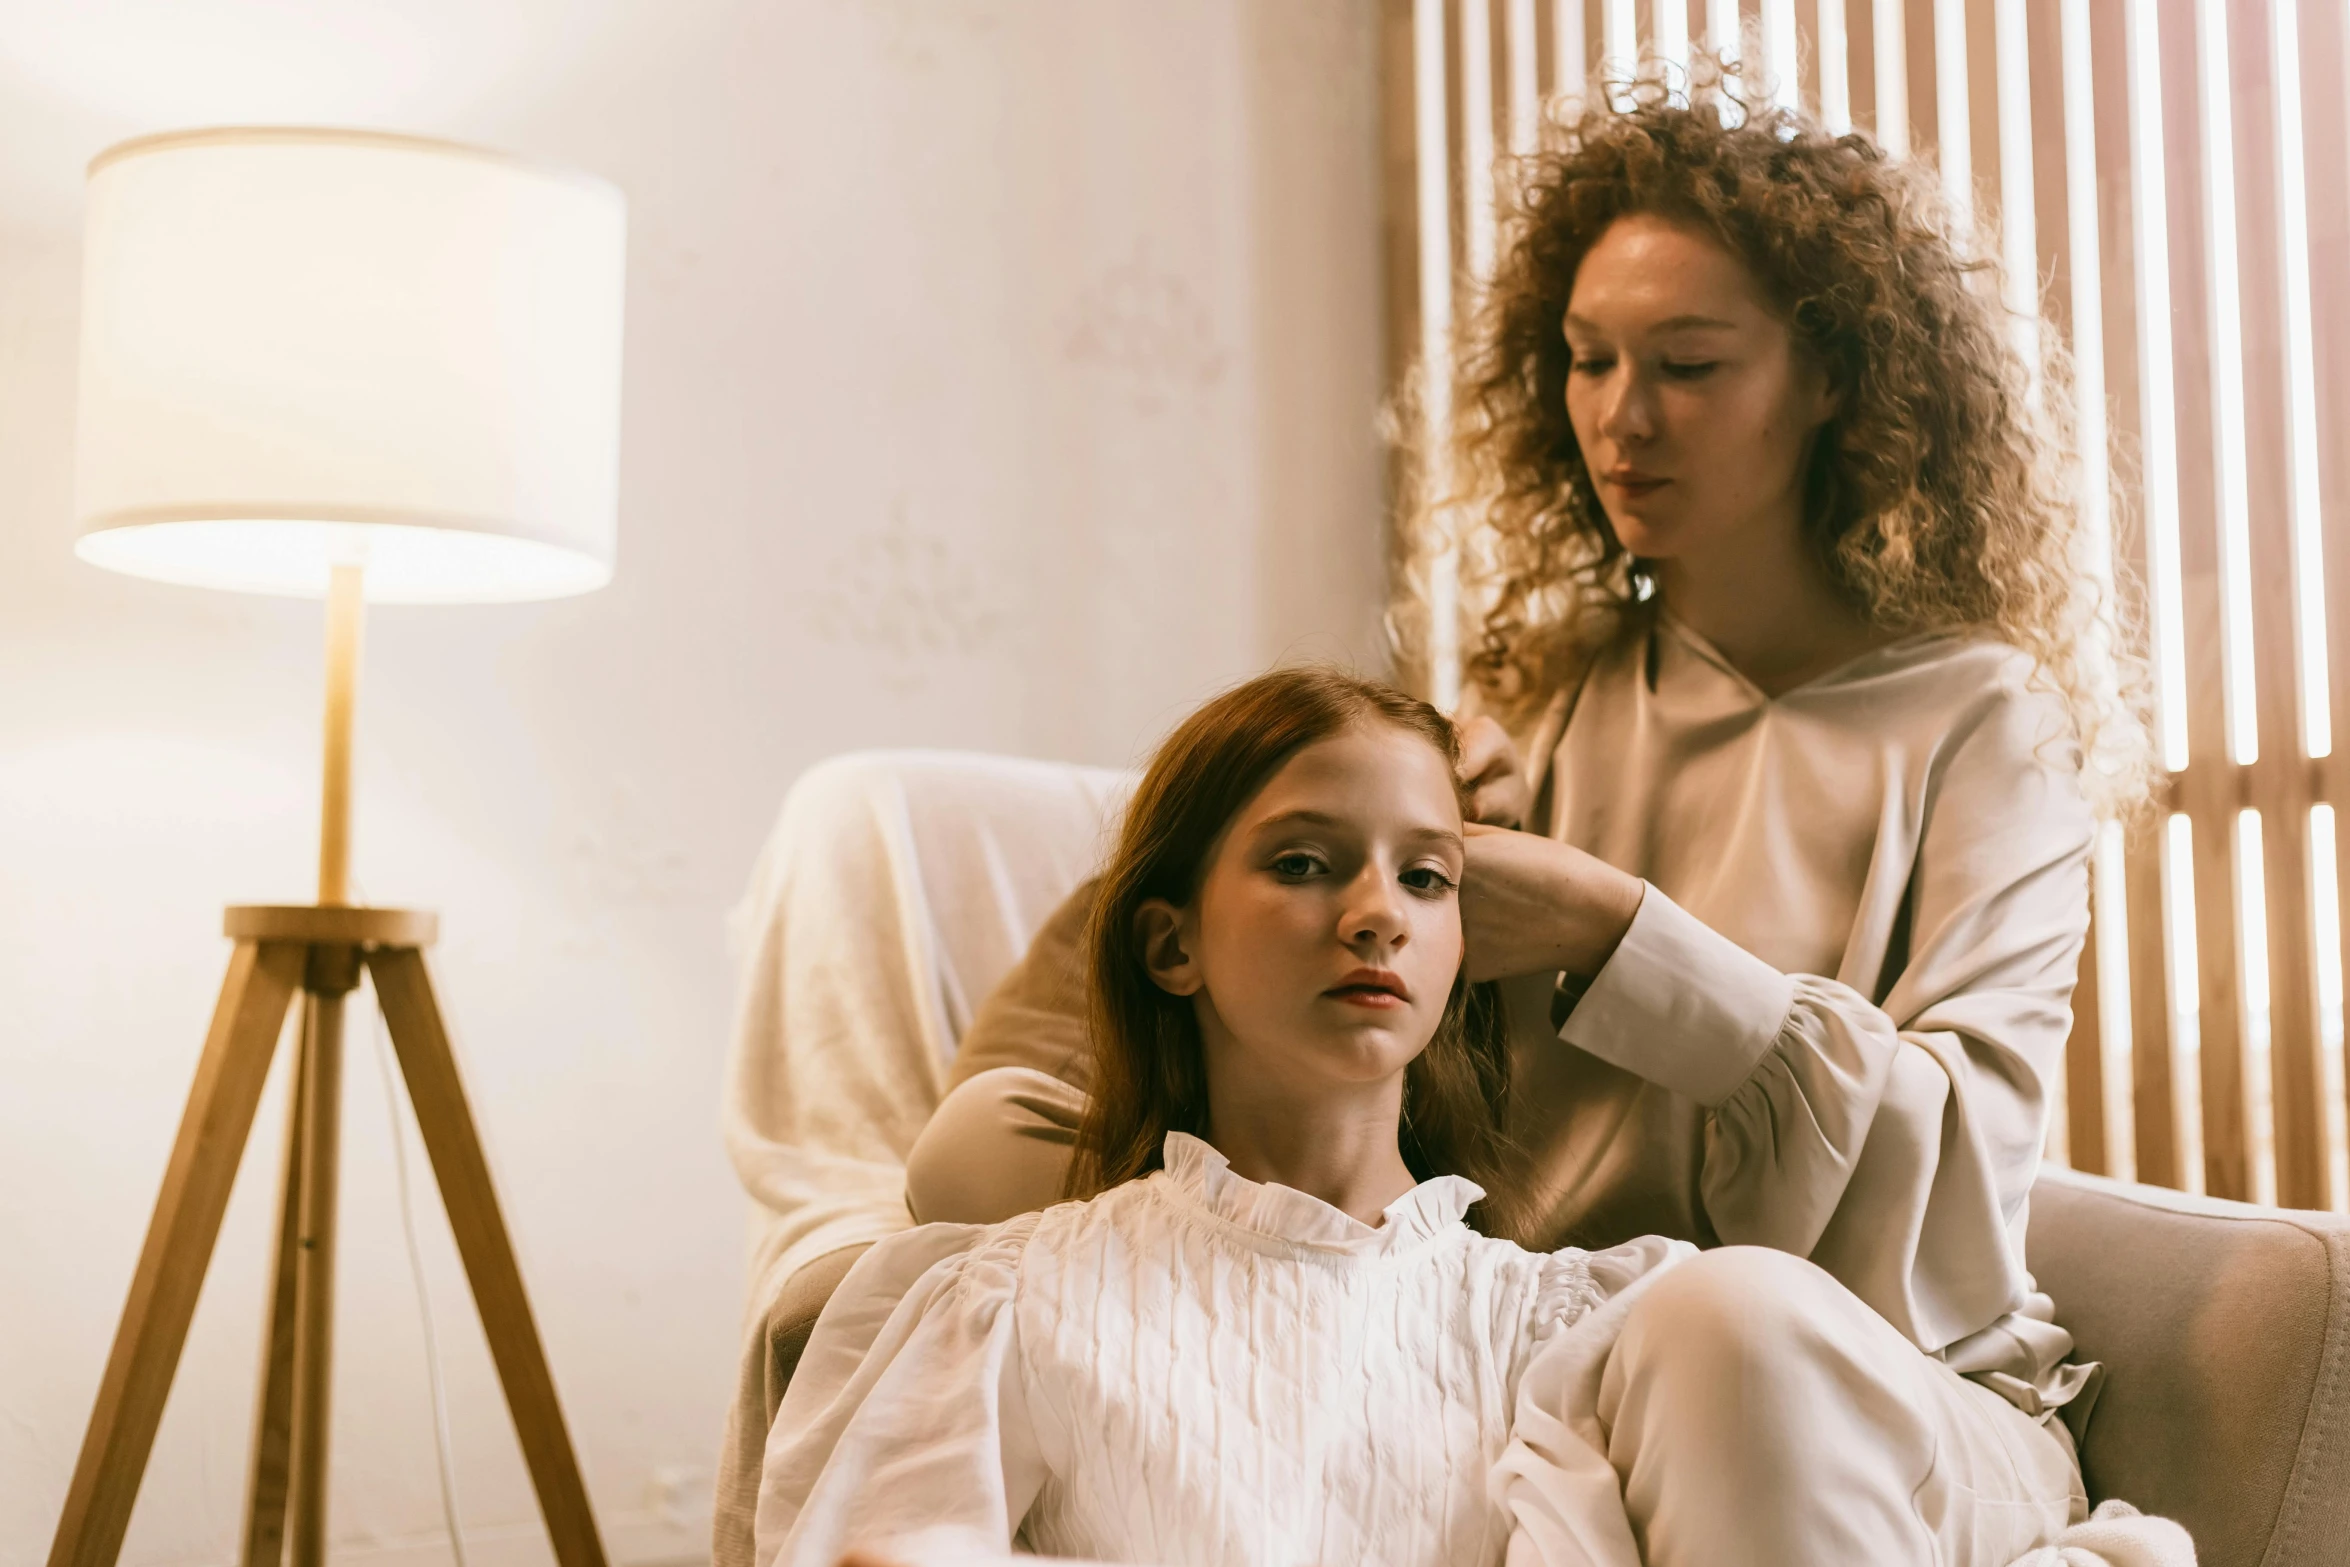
[{"x1": 2026, "y1": 1166, "x2": 2350, "y2": 1567}]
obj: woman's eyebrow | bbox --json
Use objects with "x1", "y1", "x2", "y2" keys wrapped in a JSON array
[{"x1": 1564, "y1": 311, "x2": 1739, "y2": 334}]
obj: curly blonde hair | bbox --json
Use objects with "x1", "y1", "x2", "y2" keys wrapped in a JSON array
[{"x1": 1403, "y1": 65, "x2": 2151, "y2": 815}]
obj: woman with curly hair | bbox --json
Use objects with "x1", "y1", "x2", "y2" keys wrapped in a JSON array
[
  {"x1": 896, "y1": 69, "x2": 2166, "y2": 1565},
  {"x1": 1421, "y1": 66, "x2": 2147, "y2": 1562}
]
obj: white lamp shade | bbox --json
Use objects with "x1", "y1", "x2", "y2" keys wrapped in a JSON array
[{"x1": 73, "y1": 128, "x2": 627, "y2": 604}]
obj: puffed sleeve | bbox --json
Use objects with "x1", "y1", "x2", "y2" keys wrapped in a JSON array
[
  {"x1": 753, "y1": 1215, "x2": 1049, "y2": 1567},
  {"x1": 1489, "y1": 1237, "x2": 1695, "y2": 1567},
  {"x1": 1554, "y1": 684, "x2": 2093, "y2": 1355}
]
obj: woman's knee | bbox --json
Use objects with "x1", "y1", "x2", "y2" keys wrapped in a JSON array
[
  {"x1": 1615, "y1": 1245, "x2": 1854, "y2": 1382},
  {"x1": 905, "y1": 1067, "x2": 1085, "y2": 1224}
]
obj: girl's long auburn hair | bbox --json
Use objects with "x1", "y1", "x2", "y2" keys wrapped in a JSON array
[
  {"x1": 1063, "y1": 665, "x2": 1523, "y2": 1238},
  {"x1": 1398, "y1": 59, "x2": 2151, "y2": 817}
]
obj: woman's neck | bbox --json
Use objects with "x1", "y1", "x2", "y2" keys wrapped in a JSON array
[
  {"x1": 1654, "y1": 514, "x2": 1888, "y2": 697},
  {"x1": 1198, "y1": 1068, "x2": 1419, "y2": 1228}
]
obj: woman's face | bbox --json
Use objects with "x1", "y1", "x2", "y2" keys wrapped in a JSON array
[
  {"x1": 1562, "y1": 212, "x2": 1836, "y2": 565},
  {"x1": 1139, "y1": 720, "x2": 1467, "y2": 1101}
]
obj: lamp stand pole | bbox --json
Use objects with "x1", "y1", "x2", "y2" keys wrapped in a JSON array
[
  {"x1": 319, "y1": 561, "x2": 363, "y2": 907},
  {"x1": 45, "y1": 571, "x2": 608, "y2": 1567}
]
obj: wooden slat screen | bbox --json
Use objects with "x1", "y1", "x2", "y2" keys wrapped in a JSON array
[{"x1": 1384, "y1": 0, "x2": 2350, "y2": 1213}]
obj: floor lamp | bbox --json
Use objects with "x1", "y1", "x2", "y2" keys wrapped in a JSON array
[{"x1": 47, "y1": 129, "x2": 627, "y2": 1567}]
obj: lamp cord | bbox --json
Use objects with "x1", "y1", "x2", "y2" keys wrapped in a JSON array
[{"x1": 361, "y1": 945, "x2": 471, "y2": 1567}]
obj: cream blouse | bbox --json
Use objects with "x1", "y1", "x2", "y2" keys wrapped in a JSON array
[
  {"x1": 1505, "y1": 611, "x2": 2097, "y2": 1413},
  {"x1": 753, "y1": 1133, "x2": 1688, "y2": 1567}
]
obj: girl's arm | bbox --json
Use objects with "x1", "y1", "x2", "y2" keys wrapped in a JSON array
[{"x1": 755, "y1": 1219, "x2": 1049, "y2": 1567}]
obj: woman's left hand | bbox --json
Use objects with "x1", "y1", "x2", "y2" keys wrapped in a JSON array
[{"x1": 1459, "y1": 823, "x2": 1645, "y2": 983}]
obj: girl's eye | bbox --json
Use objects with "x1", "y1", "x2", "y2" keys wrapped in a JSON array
[
  {"x1": 1400, "y1": 865, "x2": 1458, "y2": 896},
  {"x1": 1570, "y1": 355, "x2": 1613, "y2": 376},
  {"x1": 1271, "y1": 852, "x2": 1324, "y2": 880},
  {"x1": 1661, "y1": 360, "x2": 1720, "y2": 380}
]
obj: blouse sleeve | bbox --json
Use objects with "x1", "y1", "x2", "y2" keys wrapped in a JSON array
[
  {"x1": 753, "y1": 1216, "x2": 1049, "y2": 1567},
  {"x1": 1490, "y1": 1237, "x2": 1696, "y2": 1567},
  {"x1": 1553, "y1": 685, "x2": 2093, "y2": 1354}
]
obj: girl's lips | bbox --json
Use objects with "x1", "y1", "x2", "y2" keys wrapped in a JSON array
[
  {"x1": 1326, "y1": 985, "x2": 1407, "y2": 1009},
  {"x1": 1605, "y1": 473, "x2": 1669, "y2": 496}
]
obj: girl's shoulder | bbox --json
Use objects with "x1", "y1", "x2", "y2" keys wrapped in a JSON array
[
  {"x1": 839, "y1": 1207, "x2": 1051, "y2": 1310},
  {"x1": 1447, "y1": 1229, "x2": 1603, "y2": 1313}
]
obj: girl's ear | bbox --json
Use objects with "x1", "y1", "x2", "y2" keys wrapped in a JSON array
[{"x1": 1134, "y1": 898, "x2": 1204, "y2": 997}]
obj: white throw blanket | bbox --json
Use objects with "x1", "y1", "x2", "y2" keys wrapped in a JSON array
[{"x1": 715, "y1": 751, "x2": 1133, "y2": 1566}]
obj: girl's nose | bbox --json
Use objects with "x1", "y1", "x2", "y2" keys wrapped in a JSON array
[{"x1": 1343, "y1": 869, "x2": 1408, "y2": 950}]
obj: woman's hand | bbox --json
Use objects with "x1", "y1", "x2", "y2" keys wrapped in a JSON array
[
  {"x1": 1459, "y1": 823, "x2": 1645, "y2": 983},
  {"x1": 1456, "y1": 715, "x2": 1532, "y2": 827}
]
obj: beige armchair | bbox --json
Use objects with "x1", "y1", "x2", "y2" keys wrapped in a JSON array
[
  {"x1": 2027, "y1": 1170, "x2": 2350, "y2": 1565},
  {"x1": 720, "y1": 751, "x2": 2350, "y2": 1567}
]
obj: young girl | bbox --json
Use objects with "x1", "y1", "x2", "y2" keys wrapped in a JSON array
[{"x1": 751, "y1": 667, "x2": 1687, "y2": 1567}]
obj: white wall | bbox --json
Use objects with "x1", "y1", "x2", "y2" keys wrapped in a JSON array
[{"x1": 0, "y1": 3, "x2": 1386, "y2": 1564}]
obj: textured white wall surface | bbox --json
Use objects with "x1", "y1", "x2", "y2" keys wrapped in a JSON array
[{"x1": 0, "y1": 3, "x2": 1385, "y2": 1564}]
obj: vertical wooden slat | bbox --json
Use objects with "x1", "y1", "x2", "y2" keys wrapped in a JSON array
[
  {"x1": 1904, "y1": 0, "x2": 1937, "y2": 169},
  {"x1": 2099, "y1": 0, "x2": 2189, "y2": 1179},
  {"x1": 1424, "y1": 0, "x2": 1463, "y2": 705},
  {"x1": 2041, "y1": 0, "x2": 2115, "y2": 1173},
  {"x1": 2111, "y1": 0, "x2": 2187, "y2": 1188},
  {"x1": 1461, "y1": 0, "x2": 1500, "y2": 287},
  {"x1": 2301, "y1": 0, "x2": 2350, "y2": 1189},
  {"x1": 1965, "y1": 0, "x2": 2004, "y2": 239},
  {"x1": 2126, "y1": 827, "x2": 2183, "y2": 1184},
  {"x1": 2067, "y1": 888, "x2": 2111, "y2": 1172},
  {"x1": 1382, "y1": 0, "x2": 1426, "y2": 702},
  {"x1": 1847, "y1": 0, "x2": 1879, "y2": 142},
  {"x1": 2028, "y1": 0, "x2": 2071, "y2": 347},
  {"x1": 2165, "y1": 0, "x2": 2254, "y2": 1202},
  {"x1": 2231, "y1": 0, "x2": 2327, "y2": 1210},
  {"x1": 1989, "y1": 0, "x2": 2035, "y2": 373}
]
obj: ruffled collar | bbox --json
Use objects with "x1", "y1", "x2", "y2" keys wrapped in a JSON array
[{"x1": 1154, "y1": 1131, "x2": 1483, "y2": 1256}]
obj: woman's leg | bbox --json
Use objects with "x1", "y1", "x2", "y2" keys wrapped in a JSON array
[
  {"x1": 905, "y1": 1066, "x2": 1086, "y2": 1224},
  {"x1": 1599, "y1": 1246, "x2": 2084, "y2": 1566}
]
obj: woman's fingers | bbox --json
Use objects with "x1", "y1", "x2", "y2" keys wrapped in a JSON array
[{"x1": 1456, "y1": 715, "x2": 1531, "y2": 827}]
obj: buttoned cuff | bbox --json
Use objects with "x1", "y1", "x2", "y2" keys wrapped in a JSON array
[{"x1": 1555, "y1": 884, "x2": 1797, "y2": 1107}]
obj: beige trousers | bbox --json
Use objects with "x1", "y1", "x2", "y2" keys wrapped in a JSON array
[{"x1": 909, "y1": 1066, "x2": 2088, "y2": 1567}]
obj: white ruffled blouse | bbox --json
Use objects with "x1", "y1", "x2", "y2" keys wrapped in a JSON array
[{"x1": 753, "y1": 1133, "x2": 1688, "y2": 1567}]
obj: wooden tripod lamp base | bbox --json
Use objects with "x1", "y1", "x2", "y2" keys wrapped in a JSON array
[{"x1": 45, "y1": 904, "x2": 607, "y2": 1567}]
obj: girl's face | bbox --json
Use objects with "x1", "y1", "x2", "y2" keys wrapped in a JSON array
[
  {"x1": 1138, "y1": 719, "x2": 1467, "y2": 1101},
  {"x1": 1562, "y1": 212, "x2": 1837, "y2": 565}
]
